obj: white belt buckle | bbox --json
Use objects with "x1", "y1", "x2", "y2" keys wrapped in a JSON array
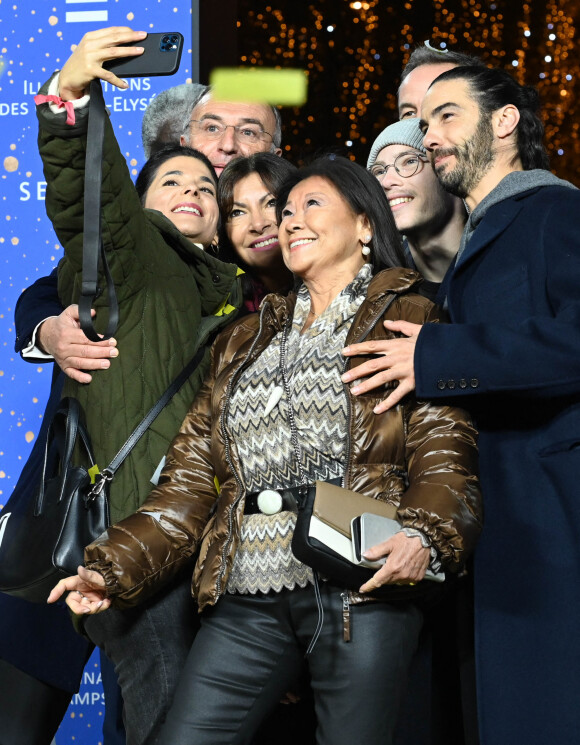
[{"x1": 256, "y1": 489, "x2": 283, "y2": 515}]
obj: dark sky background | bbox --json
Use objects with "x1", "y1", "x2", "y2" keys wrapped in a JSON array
[{"x1": 234, "y1": 0, "x2": 579, "y2": 184}]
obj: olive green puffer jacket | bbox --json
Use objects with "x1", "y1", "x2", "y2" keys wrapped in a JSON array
[{"x1": 36, "y1": 75, "x2": 242, "y2": 523}]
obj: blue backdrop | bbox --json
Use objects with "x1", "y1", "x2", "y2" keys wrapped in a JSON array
[{"x1": 0, "y1": 2, "x2": 194, "y2": 742}]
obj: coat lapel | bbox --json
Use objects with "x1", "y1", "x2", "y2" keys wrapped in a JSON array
[
  {"x1": 453, "y1": 198, "x2": 527, "y2": 275},
  {"x1": 447, "y1": 198, "x2": 527, "y2": 317}
]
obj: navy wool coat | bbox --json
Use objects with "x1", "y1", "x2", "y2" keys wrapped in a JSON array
[{"x1": 414, "y1": 183, "x2": 580, "y2": 745}]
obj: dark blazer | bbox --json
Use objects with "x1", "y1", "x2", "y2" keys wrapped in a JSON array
[
  {"x1": 415, "y1": 184, "x2": 580, "y2": 745},
  {"x1": 0, "y1": 271, "x2": 91, "y2": 692},
  {"x1": 14, "y1": 268, "x2": 62, "y2": 355}
]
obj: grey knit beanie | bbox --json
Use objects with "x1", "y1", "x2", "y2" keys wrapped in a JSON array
[{"x1": 366, "y1": 119, "x2": 426, "y2": 170}]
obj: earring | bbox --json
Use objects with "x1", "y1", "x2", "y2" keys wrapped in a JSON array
[{"x1": 362, "y1": 235, "x2": 372, "y2": 257}]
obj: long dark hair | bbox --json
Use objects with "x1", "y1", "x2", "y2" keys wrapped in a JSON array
[
  {"x1": 432, "y1": 66, "x2": 550, "y2": 171},
  {"x1": 217, "y1": 153, "x2": 297, "y2": 299},
  {"x1": 135, "y1": 144, "x2": 217, "y2": 204},
  {"x1": 275, "y1": 155, "x2": 405, "y2": 272}
]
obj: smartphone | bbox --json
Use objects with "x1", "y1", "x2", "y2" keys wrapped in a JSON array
[
  {"x1": 351, "y1": 512, "x2": 445, "y2": 582},
  {"x1": 103, "y1": 33, "x2": 184, "y2": 78},
  {"x1": 351, "y1": 512, "x2": 399, "y2": 568}
]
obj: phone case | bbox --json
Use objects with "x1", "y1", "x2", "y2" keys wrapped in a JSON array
[
  {"x1": 103, "y1": 33, "x2": 184, "y2": 78},
  {"x1": 353, "y1": 513, "x2": 446, "y2": 582},
  {"x1": 352, "y1": 513, "x2": 399, "y2": 568}
]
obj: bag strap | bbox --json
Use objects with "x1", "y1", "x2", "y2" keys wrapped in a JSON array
[
  {"x1": 35, "y1": 343, "x2": 205, "y2": 510},
  {"x1": 78, "y1": 79, "x2": 119, "y2": 343},
  {"x1": 100, "y1": 343, "x2": 207, "y2": 481},
  {"x1": 35, "y1": 397, "x2": 95, "y2": 514}
]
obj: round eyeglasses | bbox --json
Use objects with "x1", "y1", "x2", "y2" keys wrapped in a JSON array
[
  {"x1": 369, "y1": 152, "x2": 428, "y2": 179},
  {"x1": 189, "y1": 119, "x2": 273, "y2": 145}
]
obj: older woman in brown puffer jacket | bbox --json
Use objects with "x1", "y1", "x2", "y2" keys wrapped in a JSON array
[{"x1": 51, "y1": 156, "x2": 481, "y2": 745}]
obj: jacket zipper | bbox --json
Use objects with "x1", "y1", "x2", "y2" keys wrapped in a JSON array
[
  {"x1": 341, "y1": 592, "x2": 351, "y2": 642},
  {"x1": 342, "y1": 291, "x2": 400, "y2": 607},
  {"x1": 341, "y1": 291, "x2": 399, "y2": 489},
  {"x1": 189, "y1": 281, "x2": 244, "y2": 359}
]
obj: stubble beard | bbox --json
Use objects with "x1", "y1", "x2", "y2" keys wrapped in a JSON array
[{"x1": 433, "y1": 114, "x2": 496, "y2": 199}]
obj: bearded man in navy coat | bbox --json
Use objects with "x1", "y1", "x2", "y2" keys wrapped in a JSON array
[{"x1": 343, "y1": 66, "x2": 580, "y2": 745}]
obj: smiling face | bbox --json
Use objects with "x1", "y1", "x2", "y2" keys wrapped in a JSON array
[
  {"x1": 278, "y1": 175, "x2": 370, "y2": 283},
  {"x1": 421, "y1": 78, "x2": 495, "y2": 199},
  {"x1": 143, "y1": 155, "x2": 218, "y2": 246},
  {"x1": 398, "y1": 62, "x2": 457, "y2": 120},
  {"x1": 373, "y1": 144, "x2": 457, "y2": 238},
  {"x1": 226, "y1": 172, "x2": 286, "y2": 275},
  {"x1": 183, "y1": 99, "x2": 281, "y2": 176}
]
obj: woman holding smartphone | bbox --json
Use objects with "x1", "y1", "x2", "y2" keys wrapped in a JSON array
[{"x1": 34, "y1": 28, "x2": 242, "y2": 745}]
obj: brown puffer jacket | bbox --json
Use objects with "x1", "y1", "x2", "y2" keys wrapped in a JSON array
[{"x1": 85, "y1": 267, "x2": 482, "y2": 611}]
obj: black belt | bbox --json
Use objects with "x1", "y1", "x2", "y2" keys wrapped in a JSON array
[
  {"x1": 243, "y1": 487, "x2": 301, "y2": 515},
  {"x1": 243, "y1": 478, "x2": 342, "y2": 516}
]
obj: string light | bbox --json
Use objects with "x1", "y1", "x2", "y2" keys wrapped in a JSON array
[{"x1": 238, "y1": 0, "x2": 579, "y2": 183}]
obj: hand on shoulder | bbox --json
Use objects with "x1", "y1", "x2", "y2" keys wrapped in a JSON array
[{"x1": 341, "y1": 320, "x2": 422, "y2": 412}]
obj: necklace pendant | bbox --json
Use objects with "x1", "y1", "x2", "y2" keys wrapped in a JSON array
[{"x1": 264, "y1": 385, "x2": 284, "y2": 417}]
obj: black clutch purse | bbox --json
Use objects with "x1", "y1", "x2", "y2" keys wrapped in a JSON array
[{"x1": 291, "y1": 481, "x2": 446, "y2": 603}]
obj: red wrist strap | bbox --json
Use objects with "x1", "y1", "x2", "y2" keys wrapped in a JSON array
[{"x1": 34, "y1": 94, "x2": 76, "y2": 126}]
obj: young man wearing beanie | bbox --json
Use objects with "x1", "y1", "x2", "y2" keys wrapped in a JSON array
[
  {"x1": 367, "y1": 110, "x2": 479, "y2": 745},
  {"x1": 367, "y1": 118, "x2": 466, "y2": 301}
]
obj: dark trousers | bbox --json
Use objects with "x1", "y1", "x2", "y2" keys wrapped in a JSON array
[
  {"x1": 0, "y1": 658, "x2": 72, "y2": 745},
  {"x1": 158, "y1": 584, "x2": 423, "y2": 745},
  {"x1": 84, "y1": 571, "x2": 199, "y2": 745},
  {"x1": 0, "y1": 647, "x2": 125, "y2": 745}
]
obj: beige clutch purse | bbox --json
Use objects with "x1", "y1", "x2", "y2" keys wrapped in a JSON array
[{"x1": 312, "y1": 481, "x2": 398, "y2": 538}]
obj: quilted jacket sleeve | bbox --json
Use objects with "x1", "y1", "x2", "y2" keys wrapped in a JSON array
[
  {"x1": 36, "y1": 74, "x2": 153, "y2": 308},
  {"x1": 84, "y1": 344, "x2": 220, "y2": 606},
  {"x1": 396, "y1": 301, "x2": 482, "y2": 568}
]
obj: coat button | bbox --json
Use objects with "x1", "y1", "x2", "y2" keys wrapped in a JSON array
[
  {"x1": 447, "y1": 380, "x2": 456, "y2": 389},
  {"x1": 212, "y1": 273, "x2": 221, "y2": 284},
  {"x1": 459, "y1": 379, "x2": 467, "y2": 389},
  {"x1": 437, "y1": 380, "x2": 446, "y2": 390},
  {"x1": 470, "y1": 378, "x2": 479, "y2": 388}
]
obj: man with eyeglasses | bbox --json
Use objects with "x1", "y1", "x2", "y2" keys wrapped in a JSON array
[
  {"x1": 367, "y1": 118, "x2": 466, "y2": 302},
  {"x1": 182, "y1": 92, "x2": 282, "y2": 176}
]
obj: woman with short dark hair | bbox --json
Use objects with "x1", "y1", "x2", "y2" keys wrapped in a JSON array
[{"x1": 217, "y1": 152, "x2": 297, "y2": 311}]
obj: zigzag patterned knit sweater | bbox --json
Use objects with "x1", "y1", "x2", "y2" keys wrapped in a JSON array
[{"x1": 225, "y1": 264, "x2": 372, "y2": 594}]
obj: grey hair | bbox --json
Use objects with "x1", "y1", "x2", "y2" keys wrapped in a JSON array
[
  {"x1": 399, "y1": 42, "x2": 484, "y2": 87},
  {"x1": 181, "y1": 89, "x2": 283, "y2": 150},
  {"x1": 142, "y1": 83, "x2": 208, "y2": 158}
]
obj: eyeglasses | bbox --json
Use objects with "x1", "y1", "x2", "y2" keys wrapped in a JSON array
[
  {"x1": 189, "y1": 119, "x2": 273, "y2": 145},
  {"x1": 369, "y1": 152, "x2": 428, "y2": 180}
]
